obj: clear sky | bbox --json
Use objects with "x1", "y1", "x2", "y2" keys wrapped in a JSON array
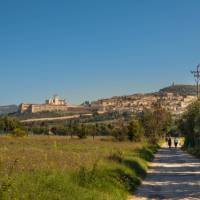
[{"x1": 0, "y1": 0, "x2": 200, "y2": 105}]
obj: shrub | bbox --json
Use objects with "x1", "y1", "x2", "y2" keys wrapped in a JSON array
[
  {"x1": 127, "y1": 120, "x2": 143, "y2": 142},
  {"x1": 112, "y1": 127, "x2": 127, "y2": 141},
  {"x1": 112, "y1": 121, "x2": 128, "y2": 141},
  {"x1": 77, "y1": 125, "x2": 88, "y2": 139},
  {"x1": 0, "y1": 117, "x2": 22, "y2": 133},
  {"x1": 31, "y1": 126, "x2": 49, "y2": 135},
  {"x1": 178, "y1": 100, "x2": 200, "y2": 149},
  {"x1": 11, "y1": 128, "x2": 27, "y2": 137}
]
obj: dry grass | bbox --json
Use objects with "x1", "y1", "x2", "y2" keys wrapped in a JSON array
[{"x1": 0, "y1": 136, "x2": 143, "y2": 172}]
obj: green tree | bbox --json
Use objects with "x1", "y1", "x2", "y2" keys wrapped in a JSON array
[
  {"x1": 140, "y1": 104, "x2": 172, "y2": 143},
  {"x1": 87, "y1": 124, "x2": 96, "y2": 140},
  {"x1": 127, "y1": 119, "x2": 143, "y2": 142},
  {"x1": 77, "y1": 124, "x2": 88, "y2": 139},
  {"x1": 0, "y1": 117, "x2": 22, "y2": 133},
  {"x1": 177, "y1": 100, "x2": 200, "y2": 148},
  {"x1": 112, "y1": 121, "x2": 128, "y2": 141}
]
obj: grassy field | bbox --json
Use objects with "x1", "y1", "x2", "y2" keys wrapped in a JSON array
[{"x1": 0, "y1": 136, "x2": 159, "y2": 200}]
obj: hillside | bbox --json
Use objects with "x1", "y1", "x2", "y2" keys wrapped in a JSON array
[
  {"x1": 1, "y1": 85, "x2": 196, "y2": 118},
  {"x1": 159, "y1": 84, "x2": 196, "y2": 96},
  {"x1": 92, "y1": 84, "x2": 197, "y2": 104},
  {"x1": 0, "y1": 105, "x2": 18, "y2": 115}
]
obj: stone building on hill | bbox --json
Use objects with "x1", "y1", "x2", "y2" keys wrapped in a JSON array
[
  {"x1": 45, "y1": 95, "x2": 66, "y2": 106},
  {"x1": 19, "y1": 95, "x2": 80, "y2": 113}
]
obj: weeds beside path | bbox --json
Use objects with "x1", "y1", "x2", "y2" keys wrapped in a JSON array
[{"x1": 0, "y1": 136, "x2": 159, "y2": 200}]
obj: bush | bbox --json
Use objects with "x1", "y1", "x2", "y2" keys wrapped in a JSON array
[
  {"x1": 178, "y1": 100, "x2": 200, "y2": 148},
  {"x1": 11, "y1": 128, "x2": 27, "y2": 137},
  {"x1": 127, "y1": 120, "x2": 143, "y2": 142},
  {"x1": 0, "y1": 117, "x2": 22, "y2": 133},
  {"x1": 77, "y1": 125, "x2": 88, "y2": 139},
  {"x1": 31, "y1": 126, "x2": 49, "y2": 135},
  {"x1": 112, "y1": 126, "x2": 128, "y2": 141}
]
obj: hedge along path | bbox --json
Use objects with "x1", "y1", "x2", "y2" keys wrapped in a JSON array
[{"x1": 132, "y1": 143, "x2": 200, "y2": 200}]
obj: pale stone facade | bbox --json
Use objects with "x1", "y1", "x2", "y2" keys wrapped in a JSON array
[
  {"x1": 45, "y1": 95, "x2": 66, "y2": 106},
  {"x1": 19, "y1": 95, "x2": 69, "y2": 113},
  {"x1": 19, "y1": 104, "x2": 70, "y2": 113}
]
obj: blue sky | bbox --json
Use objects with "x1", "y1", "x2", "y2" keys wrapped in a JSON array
[{"x1": 0, "y1": 0, "x2": 200, "y2": 105}]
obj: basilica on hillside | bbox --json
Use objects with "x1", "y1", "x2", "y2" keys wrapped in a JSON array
[{"x1": 19, "y1": 95, "x2": 74, "y2": 113}]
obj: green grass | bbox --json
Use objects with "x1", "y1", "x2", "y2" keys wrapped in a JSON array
[{"x1": 0, "y1": 136, "x2": 159, "y2": 200}]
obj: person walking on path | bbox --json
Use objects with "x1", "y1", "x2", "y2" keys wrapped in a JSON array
[
  {"x1": 174, "y1": 137, "x2": 179, "y2": 148},
  {"x1": 168, "y1": 137, "x2": 172, "y2": 148},
  {"x1": 165, "y1": 136, "x2": 169, "y2": 144}
]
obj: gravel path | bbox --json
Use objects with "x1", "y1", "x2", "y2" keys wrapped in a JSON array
[{"x1": 133, "y1": 146, "x2": 200, "y2": 200}]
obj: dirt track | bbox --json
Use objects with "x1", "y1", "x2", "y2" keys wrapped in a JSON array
[{"x1": 133, "y1": 146, "x2": 200, "y2": 200}]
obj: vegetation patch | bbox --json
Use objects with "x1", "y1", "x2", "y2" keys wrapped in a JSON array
[
  {"x1": 178, "y1": 100, "x2": 200, "y2": 157},
  {"x1": 0, "y1": 136, "x2": 159, "y2": 200}
]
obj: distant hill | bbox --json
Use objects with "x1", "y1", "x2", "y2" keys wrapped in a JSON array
[
  {"x1": 91, "y1": 84, "x2": 197, "y2": 105},
  {"x1": 159, "y1": 84, "x2": 196, "y2": 96},
  {"x1": 0, "y1": 105, "x2": 18, "y2": 115}
]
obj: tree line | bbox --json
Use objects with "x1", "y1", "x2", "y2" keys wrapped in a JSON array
[
  {"x1": 178, "y1": 100, "x2": 200, "y2": 149},
  {"x1": 0, "y1": 104, "x2": 172, "y2": 143},
  {"x1": 0, "y1": 117, "x2": 26, "y2": 137}
]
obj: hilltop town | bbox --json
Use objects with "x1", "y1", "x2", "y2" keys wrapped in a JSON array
[
  {"x1": 16, "y1": 84, "x2": 197, "y2": 117},
  {"x1": 91, "y1": 92, "x2": 196, "y2": 116}
]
